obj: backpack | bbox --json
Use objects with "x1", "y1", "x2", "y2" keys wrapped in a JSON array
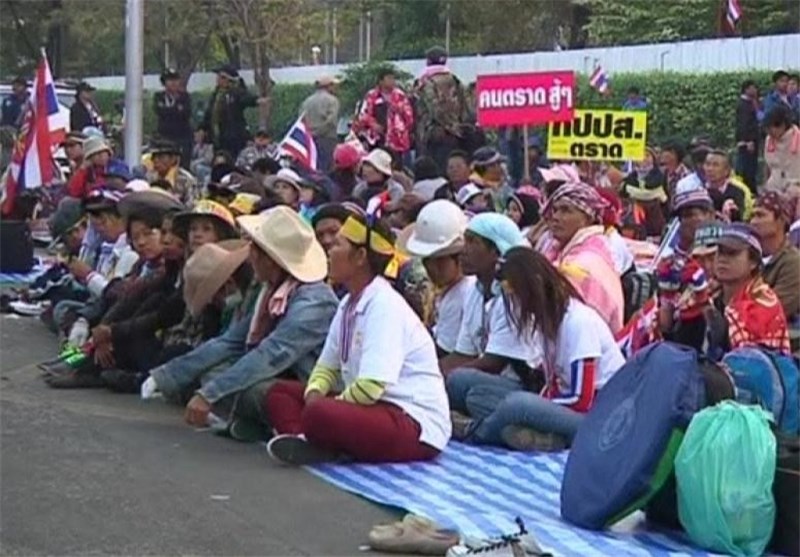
[
  {"x1": 416, "y1": 72, "x2": 466, "y2": 137},
  {"x1": 723, "y1": 346, "x2": 799, "y2": 435},
  {"x1": 561, "y1": 342, "x2": 722, "y2": 530},
  {"x1": 675, "y1": 402, "x2": 776, "y2": 557},
  {"x1": 644, "y1": 359, "x2": 736, "y2": 529}
]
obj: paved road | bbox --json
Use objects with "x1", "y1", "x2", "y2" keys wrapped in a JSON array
[{"x1": 0, "y1": 314, "x2": 397, "y2": 556}]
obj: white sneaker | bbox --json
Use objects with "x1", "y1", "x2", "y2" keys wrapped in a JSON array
[
  {"x1": 140, "y1": 376, "x2": 161, "y2": 400},
  {"x1": 9, "y1": 300, "x2": 48, "y2": 316}
]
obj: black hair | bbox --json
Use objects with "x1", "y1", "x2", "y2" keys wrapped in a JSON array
[
  {"x1": 377, "y1": 67, "x2": 395, "y2": 82},
  {"x1": 447, "y1": 149, "x2": 470, "y2": 164},
  {"x1": 707, "y1": 149, "x2": 731, "y2": 165},
  {"x1": 311, "y1": 203, "x2": 351, "y2": 228},
  {"x1": 763, "y1": 104, "x2": 794, "y2": 129},
  {"x1": 661, "y1": 139, "x2": 685, "y2": 162},
  {"x1": 413, "y1": 156, "x2": 441, "y2": 181},
  {"x1": 690, "y1": 146, "x2": 711, "y2": 168},
  {"x1": 544, "y1": 179, "x2": 566, "y2": 199},
  {"x1": 345, "y1": 213, "x2": 395, "y2": 277},
  {"x1": 789, "y1": 73, "x2": 799, "y2": 82},
  {"x1": 499, "y1": 247, "x2": 582, "y2": 345},
  {"x1": 740, "y1": 79, "x2": 757, "y2": 93},
  {"x1": 772, "y1": 70, "x2": 790, "y2": 82},
  {"x1": 507, "y1": 193, "x2": 541, "y2": 229},
  {"x1": 232, "y1": 260, "x2": 254, "y2": 294},
  {"x1": 252, "y1": 157, "x2": 281, "y2": 175},
  {"x1": 627, "y1": 86, "x2": 640, "y2": 95}
]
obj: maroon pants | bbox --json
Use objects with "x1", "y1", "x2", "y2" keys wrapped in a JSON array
[{"x1": 264, "y1": 380, "x2": 440, "y2": 464}]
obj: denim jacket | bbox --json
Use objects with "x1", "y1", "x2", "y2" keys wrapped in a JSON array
[{"x1": 150, "y1": 281, "x2": 339, "y2": 404}]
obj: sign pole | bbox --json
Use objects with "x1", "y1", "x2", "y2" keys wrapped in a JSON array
[{"x1": 523, "y1": 124, "x2": 530, "y2": 182}]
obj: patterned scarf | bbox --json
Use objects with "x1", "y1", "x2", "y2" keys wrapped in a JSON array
[{"x1": 246, "y1": 279, "x2": 299, "y2": 349}]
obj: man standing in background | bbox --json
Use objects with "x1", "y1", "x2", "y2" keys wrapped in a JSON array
[
  {"x1": 735, "y1": 79, "x2": 761, "y2": 193},
  {"x1": 300, "y1": 76, "x2": 340, "y2": 172},
  {"x1": 1, "y1": 76, "x2": 28, "y2": 129},
  {"x1": 154, "y1": 68, "x2": 193, "y2": 169}
]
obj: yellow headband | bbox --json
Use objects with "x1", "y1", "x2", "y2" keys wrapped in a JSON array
[{"x1": 340, "y1": 216, "x2": 395, "y2": 256}]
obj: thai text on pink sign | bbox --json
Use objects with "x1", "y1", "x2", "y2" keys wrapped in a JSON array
[{"x1": 476, "y1": 71, "x2": 576, "y2": 127}]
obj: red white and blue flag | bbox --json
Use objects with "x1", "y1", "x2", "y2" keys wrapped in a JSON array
[
  {"x1": 726, "y1": 0, "x2": 742, "y2": 28},
  {"x1": 1, "y1": 51, "x2": 67, "y2": 215},
  {"x1": 589, "y1": 65, "x2": 610, "y2": 95},
  {"x1": 279, "y1": 114, "x2": 318, "y2": 171}
]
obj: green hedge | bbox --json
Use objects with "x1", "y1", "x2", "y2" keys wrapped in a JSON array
[{"x1": 94, "y1": 69, "x2": 777, "y2": 149}]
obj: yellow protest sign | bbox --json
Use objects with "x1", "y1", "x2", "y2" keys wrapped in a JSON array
[{"x1": 547, "y1": 109, "x2": 648, "y2": 162}]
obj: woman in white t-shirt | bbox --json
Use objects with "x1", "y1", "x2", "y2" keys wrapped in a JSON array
[
  {"x1": 264, "y1": 214, "x2": 451, "y2": 465},
  {"x1": 469, "y1": 247, "x2": 625, "y2": 451}
]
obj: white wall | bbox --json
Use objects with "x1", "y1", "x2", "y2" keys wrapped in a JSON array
[{"x1": 86, "y1": 33, "x2": 800, "y2": 92}]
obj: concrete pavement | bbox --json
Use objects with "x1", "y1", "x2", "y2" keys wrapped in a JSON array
[{"x1": 0, "y1": 314, "x2": 398, "y2": 556}]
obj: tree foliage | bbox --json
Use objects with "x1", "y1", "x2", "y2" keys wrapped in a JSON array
[{"x1": 584, "y1": 0, "x2": 796, "y2": 46}]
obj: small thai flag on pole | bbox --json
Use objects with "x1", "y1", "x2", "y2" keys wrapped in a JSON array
[
  {"x1": 589, "y1": 65, "x2": 610, "y2": 95},
  {"x1": 1, "y1": 49, "x2": 67, "y2": 216},
  {"x1": 278, "y1": 114, "x2": 318, "y2": 171},
  {"x1": 726, "y1": 0, "x2": 742, "y2": 29}
]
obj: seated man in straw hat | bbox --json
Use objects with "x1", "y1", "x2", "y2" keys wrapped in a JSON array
[{"x1": 142, "y1": 206, "x2": 339, "y2": 442}]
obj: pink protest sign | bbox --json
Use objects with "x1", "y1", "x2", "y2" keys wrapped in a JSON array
[{"x1": 476, "y1": 71, "x2": 576, "y2": 127}]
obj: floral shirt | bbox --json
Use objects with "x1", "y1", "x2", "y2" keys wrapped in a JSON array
[{"x1": 354, "y1": 86, "x2": 414, "y2": 153}]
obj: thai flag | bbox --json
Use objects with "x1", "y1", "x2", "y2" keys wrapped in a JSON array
[
  {"x1": 726, "y1": 0, "x2": 742, "y2": 28},
  {"x1": 615, "y1": 297, "x2": 659, "y2": 359},
  {"x1": 1, "y1": 51, "x2": 67, "y2": 215},
  {"x1": 279, "y1": 114, "x2": 318, "y2": 171},
  {"x1": 589, "y1": 65, "x2": 609, "y2": 95}
]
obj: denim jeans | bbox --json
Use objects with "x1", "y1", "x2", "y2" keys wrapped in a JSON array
[
  {"x1": 446, "y1": 368, "x2": 522, "y2": 421},
  {"x1": 470, "y1": 391, "x2": 584, "y2": 446},
  {"x1": 447, "y1": 367, "x2": 583, "y2": 447}
]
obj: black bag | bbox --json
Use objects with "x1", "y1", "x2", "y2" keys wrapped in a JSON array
[
  {"x1": 644, "y1": 359, "x2": 736, "y2": 529},
  {"x1": 621, "y1": 270, "x2": 657, "y2": 323},
  {"x1": 0, "y1": 220, "x2": 34, "y2": 273},
  {"x1": 771, "y1": 432, "x2": 799, "y2": 556}
]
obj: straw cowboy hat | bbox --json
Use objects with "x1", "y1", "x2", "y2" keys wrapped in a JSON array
[
  {"x1": 237, "y1": 206, "x2": 327, "y2": 283},
  {"x1": 183, "y1": 239, "x2": 250, "y2": 317}
]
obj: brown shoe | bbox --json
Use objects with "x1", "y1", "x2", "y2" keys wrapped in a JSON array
[{"x1": 501, "y1": 425, "x2": 568, "y2": 452}]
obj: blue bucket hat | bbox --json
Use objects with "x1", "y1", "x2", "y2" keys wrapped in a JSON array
[{"x1": 466, "y1": 213, "x2": 526, "y2": 256}]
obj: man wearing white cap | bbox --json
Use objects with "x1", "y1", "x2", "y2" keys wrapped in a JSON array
[
  {"x1": 143, "y1": 206, "x2": 339, "y2": 442},
  {"x1": 300, "y1": 75, "x2": 341, "y2": 171}
]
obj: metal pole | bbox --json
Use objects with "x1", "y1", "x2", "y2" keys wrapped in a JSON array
[
  {"x1": 358, "y1": 11, "x2": 364, "y2": 62},
  {"x1": 523, "y1": 124, "x2": 530, "y2": 181},
  {"x1": 332, "y1": 6, "x2": 338, "y2": 64},
  {"x1": 124, "y1": 0, "x2": 144, "y2": 167},
  {"x1": 445, "y1": 2, "x2": 451, "y2": 55},
  {"x1": 324, "y1": 7, "x2": 331, "y2": 64},
  {"x1": 365, "y1": 10, "x2": 372, "y2": 61}
]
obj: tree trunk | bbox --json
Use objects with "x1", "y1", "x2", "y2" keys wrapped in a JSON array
[
  {"x1": 219, "y1": 33, "x2": 242, "y2": 68},
  {"x1": 253, "y1": 41, "x2": 272, "y2": 130}
]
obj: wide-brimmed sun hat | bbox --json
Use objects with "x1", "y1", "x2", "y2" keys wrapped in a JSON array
[
  {"x1": 237, "y1": 206, "x2": 327, "y2": 283},
  {"x1": 183, "y1": 240, "x2": 250, "y2": 317},
  {"x1": 172, "y1": 199, "x2": 236, "y2": 240},
  {"x1": 362, "y1": 149, "x2": 393, "y2": 177},
  {"x1": 118, "y1": 189, "x2": 185, "y2": 221},
  {"x1": 83, "y1": 136, "x2": 112, "y2": 160}
]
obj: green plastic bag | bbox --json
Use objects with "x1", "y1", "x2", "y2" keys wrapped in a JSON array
[{"x1": 675, "y1": 402, "x2": 776, "y2": 557}]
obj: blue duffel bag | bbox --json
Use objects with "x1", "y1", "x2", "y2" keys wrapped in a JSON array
[{"x1": 561, "y1": 342, "x2": 708, "y2": 530}]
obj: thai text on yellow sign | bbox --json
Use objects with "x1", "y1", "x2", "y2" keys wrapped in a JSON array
[{"x1": 547, "y1": 109, "x2": 648, "y2": 162}]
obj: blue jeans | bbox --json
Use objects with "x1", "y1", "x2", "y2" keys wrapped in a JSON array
[
  {"x1": 446, "y1": 368, "x2": 522, "y2": 420},
  {"x1": 447, "y1": 367, "x2": 583, "y2": 447},
  {"x1": 471, "y1": 391, "x2": 584, "y2": 446}
]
